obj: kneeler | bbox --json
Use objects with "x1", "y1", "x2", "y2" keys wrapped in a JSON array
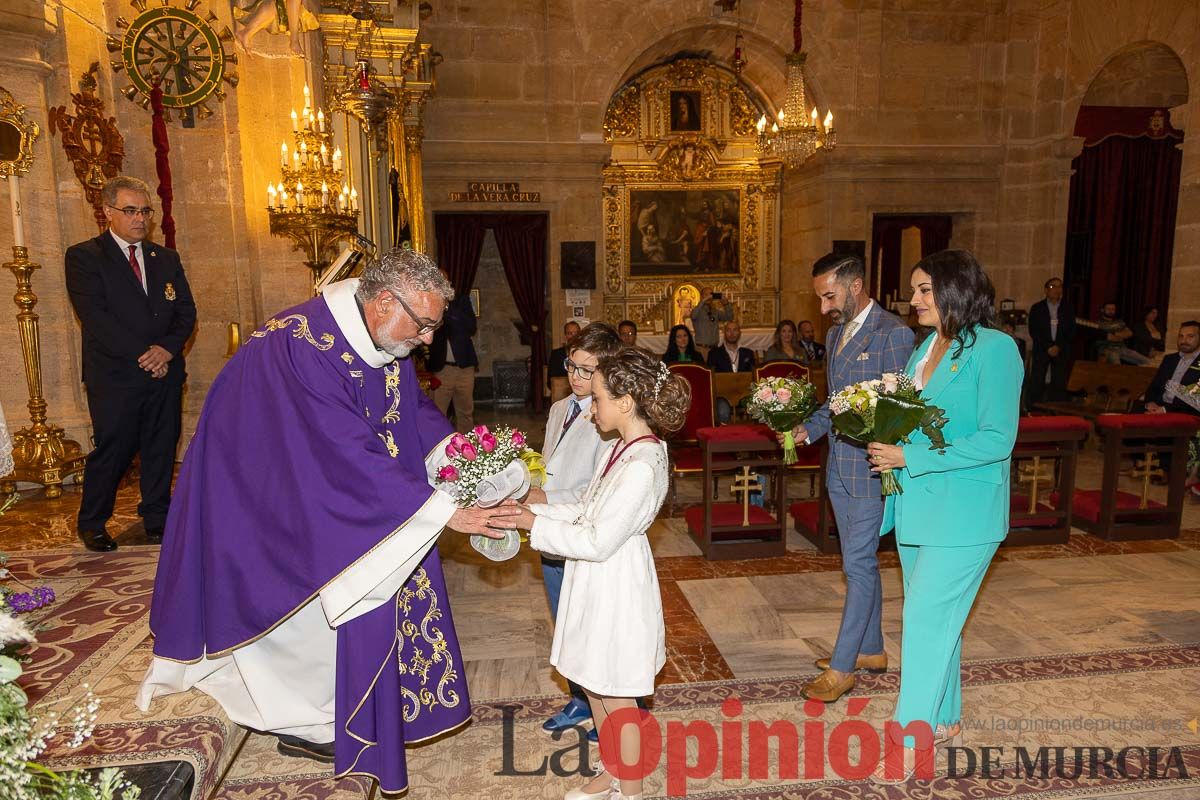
[
  {"x1": 1007, "y1": 415, "x2": 1091, "y2": 546},
  {"x1": 1058, "y1": 413, "x2": 1200, "y2": 541}
]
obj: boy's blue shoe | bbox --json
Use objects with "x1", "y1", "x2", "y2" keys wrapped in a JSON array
[
  {"x1": 588, "y1": 726, "x2": 598, "y2": 742},
  {"x1": 542, "y1": 697, "x2": 592, "y2": 732}
]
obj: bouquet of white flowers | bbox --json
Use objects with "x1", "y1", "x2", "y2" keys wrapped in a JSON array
[
  {"x1": 742, "y1": 376, "x2": 818, "y2": 464},
  {"x1": 830, "y1": 372, "x2": 950, "y2": 496},
  {"x1": 436, "y1": 425, "x2": 547, "y2": 561}
]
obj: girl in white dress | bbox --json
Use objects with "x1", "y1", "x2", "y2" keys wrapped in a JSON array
[{"x1": 507, "y1": 347, "x2": 691, "y2": 800}]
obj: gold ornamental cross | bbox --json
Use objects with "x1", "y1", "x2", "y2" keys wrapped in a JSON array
[
  {"x1": 730, "y1": 466, "x2": 759, "y2": 527},
  {"x1": 1016, "y1": 456, "x2": 1054, "y2": 514},
  {"x1": 1130, "y1": 451, "x2": 1165, "y2": 510}
]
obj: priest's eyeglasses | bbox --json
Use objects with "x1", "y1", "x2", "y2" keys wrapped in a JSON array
[
  {"x1": 388, "y1": 290, "x2": 443, "y2": 336},
  {"x1": 564, "y1": 358, "x2": 596, "y2": 380},
  {"x1": 107, "y1": 205, "x2": 155, "y2": 219}
]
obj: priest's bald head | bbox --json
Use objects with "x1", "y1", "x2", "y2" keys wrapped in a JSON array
[{"x1": 355, "y1": 247, "x2": 454, "y2": 358}]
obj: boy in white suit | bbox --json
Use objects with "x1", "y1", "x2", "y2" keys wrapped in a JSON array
[{"x1": 524, "y1": 322, "x2": 621, "y2": 738}]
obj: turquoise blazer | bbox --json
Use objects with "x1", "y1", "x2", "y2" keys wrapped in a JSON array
[{"x1": 880, "y1": 327, "x2": 1023, "y2": 546}]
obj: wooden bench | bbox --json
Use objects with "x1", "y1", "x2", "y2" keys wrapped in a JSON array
[{"x1": 1030, "y1": 360, "x2": 1157, "y2": 418}]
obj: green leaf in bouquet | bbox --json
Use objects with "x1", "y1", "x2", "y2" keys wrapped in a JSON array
[
  {"x1": 919, "y1": 405, "x2": 951, "y2": 453},
  {"x1": 873, "y1": 395, "x2": 927, "y2": 445},
  {"x1": 832, "y1": 409, "x2": 872, "y2": 443},
  {"x1": 0, "y1": 654, "x2": 22, "y2": 682}
]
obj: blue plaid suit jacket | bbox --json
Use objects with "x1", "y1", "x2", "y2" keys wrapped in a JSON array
[{"x1": 806, "y1": 303, "x2": 915, "y2": 497}]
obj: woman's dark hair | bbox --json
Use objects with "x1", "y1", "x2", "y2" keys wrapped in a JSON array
[
  {"x1": 773, "y1": 319, "x2": 798, "y2": 352},
  {"x1": 662, "y1": 324, "x2": 700, "y2": 363},
  {"x1": 1142, "y1": 306, "x2": 1159, "y2": 321},
  {"x1": 911, "y1": 249, "x2": 996, "y2": 358},
  {"x1": 599, "y1": 347, "x2": 692, "y2": 435}
]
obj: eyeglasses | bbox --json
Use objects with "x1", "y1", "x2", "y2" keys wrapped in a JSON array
[
  {"x1": 107, "y1": 205, "x2": 155, "y2": 219},
  {"x1": 387, "y1": 290, "x2": 443, "y2": 336},
  {"x1": 564, "y1": 358, "x2": 596, "y2": 380}
]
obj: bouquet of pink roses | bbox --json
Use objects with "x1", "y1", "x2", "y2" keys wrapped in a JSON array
[
  {"x1": 436, "y1": 425, "x2": 547, "y2": 507},
  {"x1": 743, "y1": 376, "x2": 818, "y2": 464}
]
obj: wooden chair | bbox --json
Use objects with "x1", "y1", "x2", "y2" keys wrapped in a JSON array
[
  {"x1": 1007, "y1": 415, "x2": 1091, "y2": 545},
  {"x1": 666, "y1": 362, "x2": 721, "y2": 515},
  {"x1": 753, "y1": 360, "x2": 818, "y2": 496},
  {"x1": 1063, "y1": 413, "x2": 1200, "y2": 540}
]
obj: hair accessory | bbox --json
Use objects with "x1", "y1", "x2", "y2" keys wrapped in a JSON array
[{"x1": 653, "y1": 362, "x2": 670, "y2": 400}]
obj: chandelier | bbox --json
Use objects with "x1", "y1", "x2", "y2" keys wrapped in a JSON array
[
  {"x1": 335, "y1": 58, "x2": 396, "y2": 143},
  {"x1": 755, "y1": 0, "x2": 835, "y2": 167},
  {"x1": 266, "y1": 84, "x2": 360, "y2": 290}
]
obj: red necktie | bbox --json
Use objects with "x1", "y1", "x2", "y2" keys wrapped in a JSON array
[{"x1": 127, "y1": 245, "x2": 144, "y2": 289}]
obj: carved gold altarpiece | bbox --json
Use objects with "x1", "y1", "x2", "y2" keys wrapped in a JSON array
[{"x1": 601, "y1": 58, "x2": 781, "y2": 333}]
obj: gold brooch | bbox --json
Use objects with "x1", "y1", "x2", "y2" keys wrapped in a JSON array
[
  {"x1": 164, "y1": 282, "x2": 176, "y2": 301},
  {"x1": 950, "y1": 363, "x2": 959, "y2": 373}
]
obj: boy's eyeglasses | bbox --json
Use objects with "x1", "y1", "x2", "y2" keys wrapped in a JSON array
[{"x1": 564, "y1": 358, "x2": 596, "y2": 380}]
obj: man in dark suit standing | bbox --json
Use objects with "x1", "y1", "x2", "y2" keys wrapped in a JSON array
[
  {"x1": 1144, "y1": 320, "x2": 1200, "y2": 415},
  {"x1": 546, "y1": 320, "x2": 580, "y2": 397},
  {"x1": 65, "y1": 176, "x2": 196, "y2": 551},
  {"x1": 428, "y1": 291, "x2": 479, "y2": 431},
  {"x1": 1027, "y1": 277, "x2": 1076, "y2": 403}
]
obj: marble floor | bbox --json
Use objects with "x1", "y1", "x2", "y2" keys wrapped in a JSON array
[{"x1": 4, "y1": 409, "x2": 1200, "y2": 798}]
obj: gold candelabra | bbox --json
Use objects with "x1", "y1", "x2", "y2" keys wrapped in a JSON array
[
  {"x1": 267, "y1": 84, "x2": 360, "y2": 291},
  {"x1": 2, "y1": 246, "x2": 86, "y2": 497}
]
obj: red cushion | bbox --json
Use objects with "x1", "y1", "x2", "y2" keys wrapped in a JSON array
[
  {"x1": 685, "y1": 503, "x2": 778, "y2": 536},
  {"x1": 1064, "y1": 489, "x2": 1166, "y2": 523},
  {"x1": 1018, "y1": 415, "x2": 1092, "y2": 434},
  {"x1": 1094, "y1": 413, "x2": 1200, "y2": 433},
  {"x1": 697, "y1": 424, "x2": 777, "y2": 445},
  {"x1": 1009, "y1": 494, "x2": 1060, "y2": 528},
  {"x1": 789, "y1": 500, "x2": 835, "y2": 533},
  {"x1": 788, "y1": 447, "x2": 822, "y2": 468}
]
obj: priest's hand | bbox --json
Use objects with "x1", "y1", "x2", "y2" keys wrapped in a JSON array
[
  {"x1": 522, "y1": 486, "x2": 547, "y2": 504},
  {"x1": 447, "y1": 505, "x2": 521, "y2": 538}
]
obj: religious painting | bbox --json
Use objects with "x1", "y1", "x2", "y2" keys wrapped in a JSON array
[
  {"x1": 629, "y1": 189, "x2": 740, "y2": 276},
  {"x1": 673, "y1": 283, "x2": 700, "y2": 328},
  {"x1": 669, "y1": 90, "x2": 701, "y2": 132}
]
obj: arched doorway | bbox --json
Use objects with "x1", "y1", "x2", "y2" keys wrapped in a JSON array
[{"x1": 1064, "y1": 42, "x2": 1188, "y2": 341}]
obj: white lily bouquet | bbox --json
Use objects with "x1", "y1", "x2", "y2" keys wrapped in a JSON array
[{"x1": 436, "y1": 425, "x2": 547, "y2": 561}]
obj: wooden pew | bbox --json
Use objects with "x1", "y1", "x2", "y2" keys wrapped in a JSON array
[{"x1": 1030, "y1": 360, "x2": 1157, "y2": 418}]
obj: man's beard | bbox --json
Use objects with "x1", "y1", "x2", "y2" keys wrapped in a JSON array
[
  {"x1": 376, "y1": 328, "x2": 419, "y2": 359},
  {"x1": 829, "y1": 297, "x2": 856, "y2": 324}
]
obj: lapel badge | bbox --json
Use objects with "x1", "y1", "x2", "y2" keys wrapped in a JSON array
[
  {"x1": 164, "y1": 282, "x2": 176, "y2": 301},
  {"x1": 951, "y1": 363, "x2": 959, "y2": 373}
]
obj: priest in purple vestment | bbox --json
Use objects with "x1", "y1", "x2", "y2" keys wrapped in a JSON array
[{"x1": 136, "y1": 249, "x2": 518, "y2": 793}]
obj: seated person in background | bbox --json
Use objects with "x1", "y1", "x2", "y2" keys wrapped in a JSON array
[
  {"x1": 548, "y1": 320, "x2": 581, "y2": 394},
  {"x1": 1094, "y1": 302, "x2": 1152, "y2": 366},
  {"x1": 618, "y1": 319, "x2": 638, "y2": 348},
  {"x1": 1131, "y1": 306, "x2": 1166, "y2": 357},
  {"x1": 662, "y1": 324, "x2": 702, "y2": 364},
  {"x1": 797, "y1": 319, "x2": 825, "y2": 363},
  {"x1": 707, "y1": 320, "x2": 756, "y2": 423},
  {"x1": 1144, "y1": 320, "x2": 1200, "y2": 416},
  {"x1": 765, "y1": 319, "x2": 804, "y2": 362}
]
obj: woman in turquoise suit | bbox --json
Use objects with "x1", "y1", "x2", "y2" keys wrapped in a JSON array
[{"x1": 865, "y1": 250, "x2": 1022, "y2": 782}]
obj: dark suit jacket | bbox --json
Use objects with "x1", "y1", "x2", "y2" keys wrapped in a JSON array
[
  {"x1": 427, "y1": 294, "x2": 478, "y2": 371},
  {"x1": 800, "y1": 339, "x2": 826, "y2": 362},
  {"x1": 1028, "y1": 298, "x2": 1076, "y2": 354},
  {"x1": 65, "y1": 232, "x2": 196, "y2": 388},
  {"x1": 706, "y1": 345, "x2": 755, "y2": 373},
  {"x1": 1144, "y1": 351, "x2": 1200, "y2": 414},
  {"x1": 548, "y1": 346, "x2": 569, "y2": 379}
]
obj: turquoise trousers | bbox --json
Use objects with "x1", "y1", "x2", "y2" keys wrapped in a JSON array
[{"x1": 891, "y1": 540, "x2": 1000, "y2": 746}]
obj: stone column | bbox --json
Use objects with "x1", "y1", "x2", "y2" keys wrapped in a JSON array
[{"x1": 403, "y1": 122, "x2": 427, "y2": 253}]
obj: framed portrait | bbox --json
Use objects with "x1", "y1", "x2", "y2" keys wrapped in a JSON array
[
  {"x1": 469, "y1": 288, "x2": 480, "y2": 317},
  {"x1": 629, "y1": 188, "x2": 740, "y2": 277},
  {"x1": 669, "y1": 90, "x2": 701, "y2": 132}
]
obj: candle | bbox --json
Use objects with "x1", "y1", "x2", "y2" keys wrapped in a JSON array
[
  {"x1": 320, "y1": 143, "x2": 328, "y2": 166},
  {"x1": 296, "y1": 181, "x2": 304, "y2": 208},
  {"x1": 303, "y1": 83, "x2": 310, "y2": 108},
  {"x1": 292, "y1": 151, "x2": 300, "y2": 170},
  {"x1": 317, "y1": 110, "x2": 325, "y2": 133},
  {"x1": 281, "y1": 142, "x2": 288, "y2": 168},
  {"x1": 321, "y1": 182, "x2": 329, "y2": 209},
  {"x1": 8, "y1": 174, "x2": 24, "y2": 248},
  {"x1": 824, "y1": 110, "x2": 833, "y2": 133},
  {"x1": 756, "y1": 115, "x2": 766, "y2": 133},
  {"x1": 267, "y1": 183, "x2": 276, "y2": 210},
  {"x1": 811, "y1": 108, "x2": 818, "y2": 127},
  {"x1": 290, "y1": 109, "x2": 297, "y2": 131},
  {"x1": 300, "y1": 141, "x2": 307, "y2": 161},
  {"x1": 332, "y1": 147, "x2": 342, "y2": 172},
  {"x1": 350, "y1": 187, "x2": 358, "y2": 212},
  {"x1": 777, "y1": 109, "x2": 784, "y2": 123}
]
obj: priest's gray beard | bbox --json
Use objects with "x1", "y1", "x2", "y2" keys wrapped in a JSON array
[{"x1": 376, "y1": 328, "x2": 423, "y2": 359}]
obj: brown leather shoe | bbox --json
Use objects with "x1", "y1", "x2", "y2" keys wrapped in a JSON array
[
  {"x1": 800, "y1": 668, "x2": 855, "y2": 702},
  {"x1": 813, "y1": 652, "x2": 888, "y2": 673}
]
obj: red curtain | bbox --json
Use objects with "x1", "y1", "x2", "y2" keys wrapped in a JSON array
[
  {"x1": 492, "y1": 214, "x2": 549, "y2": 413},
  {"x1": 433, "y1": 214, "x2": 487, "y2": 295},
  {"x1": 870, "y1": 214, "x2": 952, "y2": 304},
  {"x1": 1066, "y1": 111, "x2": 1182, "y2": 321},
  {"x1": 149, "y1": 84, "x2": 176, "y2": 249}
]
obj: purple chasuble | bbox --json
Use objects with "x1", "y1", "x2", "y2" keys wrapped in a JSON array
[{"x1": 148, "y1": 289, "x2": 468, "y2": 791}]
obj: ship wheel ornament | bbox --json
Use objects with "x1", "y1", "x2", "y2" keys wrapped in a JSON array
[{"x1": 107, "y1": 0, "x2": 239, "y2": 126}]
